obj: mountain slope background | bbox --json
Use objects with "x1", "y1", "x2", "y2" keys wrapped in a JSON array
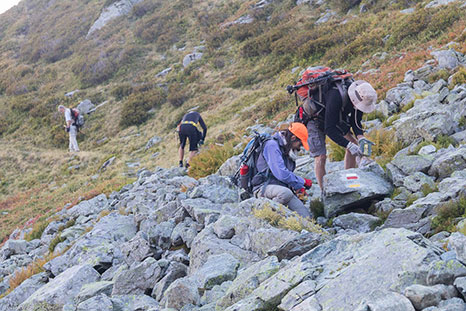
[{"x1": 0, "y1": 0, "x2": 465, "y2": 240}]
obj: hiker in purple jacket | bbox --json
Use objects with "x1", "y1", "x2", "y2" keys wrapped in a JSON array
[{"x1": 253, "y1": 123, "x2": 313, "y2": 218}]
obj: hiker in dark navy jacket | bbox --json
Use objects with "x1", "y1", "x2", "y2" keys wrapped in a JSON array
[
  {"x1": 178, "y1": 111, "x2": 207, "y2": 168},
  {"x1": 253, "y1": 123, "x2": 313, "y2": 218},
  {"x1": 306, "y1": 80, "x2": 377, "y2": 191}
]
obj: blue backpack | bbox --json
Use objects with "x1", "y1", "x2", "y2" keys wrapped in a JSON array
[{"x1": 232, "y1": 132, "x2": 272, "y2": 200}]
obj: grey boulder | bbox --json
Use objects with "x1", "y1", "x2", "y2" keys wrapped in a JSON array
[
  {"x1": 0, "y1": 273, "x2": 48, "y2": 311},
  {"x1": 161, "y1": 277, "x2": 200, "y2": 310},
  {"x1": 323, "y1": 164, "x2": 392, "y2": 217},
  {"x1": 18, "y1": 265, "x2": 100, "y2": 311},
  {"x1": 76, "y1": 294, "x2": 113, "y2": 311},
  {"x1": 112, "y1": 257, "x2": 164, "y2": 295},
  {"x1": 193, "y1": 253, "x2": 240, "y2": 290},
  {"x1": 355, "y1": 289, "x2": 415, "y2": 311},
  {"x1": 76, "y1": 99, "x2": 95, "y2": 115},
  {"x1": 216, "y1": 256, "x2": 280, "y2": 309},
  {"x1": 333, "y1": 213, "x2": 381, "y2": 233},
  {"x1": 428, "y1": 146, "x2": 466, "y2": 180}
]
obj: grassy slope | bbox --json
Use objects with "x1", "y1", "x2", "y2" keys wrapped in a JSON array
[{"x1": 0, "y1": 0, "x2": 465, "y2": 240}]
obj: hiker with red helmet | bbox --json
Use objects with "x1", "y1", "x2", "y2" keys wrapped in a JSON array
[
  {"x1": 252, "y1": 123, "x2": 313, "y2": 218},
  {"x1": 306, "y1": 80, "x2": 377, "y2": 191}
]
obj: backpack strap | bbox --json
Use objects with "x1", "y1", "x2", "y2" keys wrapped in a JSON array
[
  {"x1": 258, "y1": 136, "x2": 287, "y2": 196},
  {"x1": 335, "y1": 81, "x2": 348, "y2": 110}
]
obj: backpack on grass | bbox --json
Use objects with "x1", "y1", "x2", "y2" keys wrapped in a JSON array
[
  {"x1": 232, "y1": 132, "x2": 272, "y2": 200},
  {"x1": 287, "y1": 66, "x2": 354, "y2": 125}
]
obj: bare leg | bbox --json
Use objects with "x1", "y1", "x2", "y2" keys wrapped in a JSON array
[
  {"x1": 179, "y1": 147, "x2": 184, "y2": 163},
  {"x1": 314, "y1": 154, "x2": 327, "y2": 190},
  {"x1": 187, "y1": 150, "x2": 197, "y2": 164},
  {"x1": 344, "y1": 133, "x2": 358, "y2": 169}
]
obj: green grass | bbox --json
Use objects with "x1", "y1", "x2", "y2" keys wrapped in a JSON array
[
  {"x1": 253, "y1": 203, "x2": 326, "y2": 234},
  {"x1": 188, "y1": 142, "x2": 238, "y2": 179},
  {"x1": 431, "y1": 197, "x2": 466, "y2": 234}
]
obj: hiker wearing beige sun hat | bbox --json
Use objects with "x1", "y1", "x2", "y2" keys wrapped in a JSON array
[
  {"x1": 305, "y1": 79, "x2": 377, "y2": 192},
  {"x1": 348, "y1": 80, "x2": 378, "y2": 113}
]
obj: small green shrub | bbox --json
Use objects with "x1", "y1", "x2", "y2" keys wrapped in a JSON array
[
  {"x1": 253, "y1": 204, "x2": 326, "y2": 234},
  {"x1": 459, "y1": 116, "x2": 466, "y2": 129},
  {"x1": 449, "y1": 67, "x2": 466, "y2": 87},
  {"x1": 401, "y1": 100, "x2": 415, "y2": 113},
  {"x1": 327, "y1": 139, "x2": 346, "y2": 162},
  {"x1": 119, "y1": 98, "x2": 150, "y2": 128},
  {"x1": 328, "y1": 0, "x2": 361, "y2": 13},
  {"x1": 119, "y1": 87, "x2": 166, "y2": 128},
  {"x1": 406, "y1": 194, "x2": 418, "y2": 207},
  {"x1": 72, "y1": 55, "x2": 118, "y2": 88},
  {"x1": 364, "y1": 110, "x2": 387, "y2": 122},
  {"x1": 229, "y1": 72, "x2": 257, "y2": 89},
  {"x1": 48, "y1": 235, "x2": 66, "y2": 253},
  {"x1": 310, "y1": 199, "x2": 325, "y2": 218},
  {"x1": 58, "y1": 218, "x2": 76, "y2": 232},
  {"x1": 428, "y1": 69, "x2": 450, "y2": 84},
  {"x1": 382, "y1": 114, "x2": 400, "y2": 127},
  {"x1": 49, "y1": 124, "x2": 68, "y2": 148},
  {"x1": 436, "y1": 134, "x2": 458, "y2": 149},
  {"x1": 263, "y1": 93, "x2": 291, "y2": 117},
  {"x1": 111, "y1": 84, "x2": 133, "y2": 101},
  {"x1": 431, "y1": 197, "x2": 466, "y2": 233},
  {"x1": 366, "y1": 128, "x2": 404, "y2": 168},
  {"x1": 390, "y1": 187, "x2": 403, "y2": 200},
  {"x1": 167, "y1": 84, "x2": 188, "y2": 107},
  {"x1": 387, "y1": 9, "x2": 430, "y2": 47},
  {"x1": 25, "y1": 219, "x2": 48, "y2": 241},
  {"x1": 375, "y1": 209, "x2": 390, "y2": 226},
  {"x1": 411, "y1": 135, "x2": 457, "y2": 155},
  {"x1": 188, "y1": 142, "x2": 237, "y2": 179},
  {"x1": 421, "y1": 183, "x2": 438, "y2": 197}
]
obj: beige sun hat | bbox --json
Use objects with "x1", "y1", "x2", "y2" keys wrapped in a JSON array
[{"x1": 348, "y1": 80, "x2": 377, "y2": 113}]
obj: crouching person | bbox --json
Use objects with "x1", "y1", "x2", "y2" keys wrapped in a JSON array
[{"x1": 253, "y1": 123, "x2": 313, "y2": 218}]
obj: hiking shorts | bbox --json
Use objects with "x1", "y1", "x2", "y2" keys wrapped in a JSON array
[
  {"x1": 307, "y1": 120, "x2": 326, "y2": 157},
  {"x1": 179, "y1": 124, "x2": 201, "y2": 151}
]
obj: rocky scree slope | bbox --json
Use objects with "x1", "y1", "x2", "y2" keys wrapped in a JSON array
[{"x1": 0, "y1": 48, "x2": 466, "y2": 310}]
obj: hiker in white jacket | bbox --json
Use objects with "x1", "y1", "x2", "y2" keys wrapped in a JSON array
[{"x1": 58, "y1": 105, "x2": 79, "y2": 152}]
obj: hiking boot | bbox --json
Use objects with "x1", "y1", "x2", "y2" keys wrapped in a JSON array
[
  {"x1": 185, "y1": 162, "x2": 190, "y2": 169},
  {"x1": 179, "y1": 161, "x2": 183, "y2": 168},
  {"x1": 320, "y1": 189, "x2": 326, "y2": 200}
]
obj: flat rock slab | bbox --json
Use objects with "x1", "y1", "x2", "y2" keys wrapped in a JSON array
[
  {"x1": 291, "y1": 228, "x2": 443, "y2": 311},
  {"x1": 323, "y1": 164, "x2": 392, "y2": 217},
  {"x1": 18, "y1": 265, "x2": 100, "y2": 311}
]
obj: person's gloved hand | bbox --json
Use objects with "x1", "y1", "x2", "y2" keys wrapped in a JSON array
[
  {"x1": 198, "y1": 139, "x2": 204, "y2": 146},
  {"x1": 297, "y1": 188, "x2": 308, "y2": 201},
  {"x1": 304, "y1": 178, "x2": 312, "y2": 189},
  {"x1": 65, "y1": 127, "x2": 70, "y2": 133},
  {"x1": 347, "y1": 141, "x2": 362, "y2": 156}
]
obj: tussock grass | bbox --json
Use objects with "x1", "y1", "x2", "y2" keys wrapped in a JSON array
[
  {"x1": 24, "y1": 218, "x2": 48, "y2": 241},
  {"x1": 188, "y1": 142, "x2": 238, "y2": 179},
  {"x1": 450, "y1": 67, "x2": 466, "y2": 87},
  {"x1": 365, "y1": 128, "x2": 404, "y2": 168},
  {"x1": 327, "y1": 128, "x2": 403, "y2": 167},
  {"x1": 327, "y1": 139, "x2": 346, "y2": 162},
  {"x1": 431, "y1": 197, "x2": 466, "y2": 234},
  {"x1": 253, "y1": 203, "x2": 326, "y2": 234},
  {"x1": 0, "y1": 251, "x2": 63, "y2": 298}
]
